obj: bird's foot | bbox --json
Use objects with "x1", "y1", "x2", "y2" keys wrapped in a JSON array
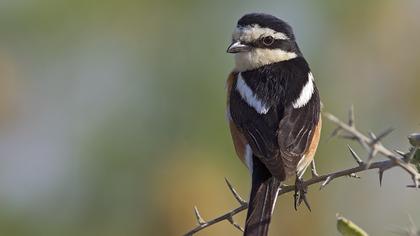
[{"x1": 294, "y1": 177, "x2": 311, "y2": 211}]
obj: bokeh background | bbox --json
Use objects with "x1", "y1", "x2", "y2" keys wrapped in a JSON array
[{"x1": 0, "y1": 0, "x2": 419, "y2": 235}]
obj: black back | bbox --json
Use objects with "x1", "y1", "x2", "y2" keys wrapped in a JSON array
[{"x1": 229, "y1": 57, "x2": 320, "y2": 179}]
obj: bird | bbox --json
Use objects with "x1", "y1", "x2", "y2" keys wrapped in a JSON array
[{"x1": 226, "y1": 13, "x2": 322, "y2": 236}]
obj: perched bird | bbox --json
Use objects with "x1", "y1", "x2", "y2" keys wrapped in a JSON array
[{"x1": 226, "y1": 13, "x2": 322, "y2": 236}]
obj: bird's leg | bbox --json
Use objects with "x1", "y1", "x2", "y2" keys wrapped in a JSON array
[
  {"x1": 294, "y1": 176, "x2": 311, "y2": 211},
  {"x1": 311, "y1": 160, "x2": 319, "y2": 178}
]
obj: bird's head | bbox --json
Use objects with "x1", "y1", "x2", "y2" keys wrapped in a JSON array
[{"x1": 227, "y1": 13, "x2": 301, "y2": 72}]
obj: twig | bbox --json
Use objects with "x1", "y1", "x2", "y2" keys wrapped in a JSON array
[
  {"x1": 185, "y1": 203, "x2": 247, "y2": 236},
  {"x1": 184, "y1": 108, "x2": 420, "y2": 235},
  {"x1": 324, "y1": 111, "x2": 420, "y2": 186}
]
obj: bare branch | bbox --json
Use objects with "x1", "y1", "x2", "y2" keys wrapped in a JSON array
[
  {"x1": 184, "y1": 110, "x2": 420, "y2": 235},
  {"x1": 324, "y1": 112, "x2": 420, "y2": 181},
  {"x1": 365, "y1": 148, "x2": 378, "y2": 169},
  {"x1": 185, "y1": 159, "x2": 400, "y2": 235},
  {"x1": 185, "y1": 203, "x2": 247, "y2": 236}
]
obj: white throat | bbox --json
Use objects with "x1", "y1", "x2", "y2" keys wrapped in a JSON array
[{"x1": 234, "y1": 49, "x2": 297, "y2": 72}]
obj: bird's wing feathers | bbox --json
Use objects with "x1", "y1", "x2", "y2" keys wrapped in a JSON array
[
  {"x1": 242, "y1": 99, "x2": 320, "y2": 179},
  {"x1": 228, "y1": 70, "x2": 320, "y2": 179},
  {"x1": 277, "y1": 98, "x2": 320, "y2": 177}
]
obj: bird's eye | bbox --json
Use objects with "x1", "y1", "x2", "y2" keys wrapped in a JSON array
[{"x1": 262, "y1": 36, "x2": 275, "y2": 46}]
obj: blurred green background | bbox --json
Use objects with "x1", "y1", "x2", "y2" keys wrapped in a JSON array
[{"x1": 0, "y1": 0, "x2": 419, "y2": 235}]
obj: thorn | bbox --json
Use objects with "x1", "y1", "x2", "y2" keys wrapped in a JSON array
[
  {"x1": 394, "y1": 149, "x2": 407, "y2": 158},
  {"x1": 225, "y1": 178, "x2": 247, "y2": 206},
  {"x1": 347, "y1": 145, "x2": 364, "y2": 166},
  {"x1": 227, "y1": 216, "x2": 244, "y2": 232},
  {"x1": 372, "y1": 128, "x2": 394, "y2": 144},
  {"x1": 320, "y1": 176, "x2": 332, "y2": 190},
  {"x1": 369, "y1": 131, "x2": 377, "y2": 140},
  {"x1": 379, "y1": 169, "x2": 384, "y2": 186},
  {"x1": 338, "y1": 133, "x2": 357, "y2": 140},
  {"x1": 327, "y1": 127, "x2": 342, "y2": 141},
  {"x1": 194, "y1": 206, "x2": 206, "y2": 225},
  {"x1": 348, "y1": 105, "x2": 355, "y2": 127}
]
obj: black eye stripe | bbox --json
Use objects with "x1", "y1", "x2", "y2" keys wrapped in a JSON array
[
  {"x1": 253, "y1": 38, "x2": 290, "y2": 49},
  {"x1": 244, "y1": 38, "x2": 295, "y2": 52}
]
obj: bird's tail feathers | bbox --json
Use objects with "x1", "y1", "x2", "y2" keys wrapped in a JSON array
[{"x1": 244, "y1": 162, "x2": 281, "y2": 236}]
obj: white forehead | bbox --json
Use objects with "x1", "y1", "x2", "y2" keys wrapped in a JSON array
[{"x1": 232, "y1": 24, "x2": 289, "y2": 43}]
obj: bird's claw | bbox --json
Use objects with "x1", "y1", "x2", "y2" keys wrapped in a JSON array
[{"x1": 294, "y1": 177, "x2": 311, "y2": 211}]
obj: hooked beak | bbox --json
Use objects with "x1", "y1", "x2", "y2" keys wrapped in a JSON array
[{"x1": 226, "y1": 41, "x2": 251, "y2": 53}]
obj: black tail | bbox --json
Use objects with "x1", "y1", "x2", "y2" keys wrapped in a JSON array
[{"x1": 244, "y1": 157, "x2": 281, "y2": 236}]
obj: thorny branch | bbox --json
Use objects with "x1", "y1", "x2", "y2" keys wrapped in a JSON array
[{"x1": 184, "y1": 108, "x2": 420, "y2": 236}]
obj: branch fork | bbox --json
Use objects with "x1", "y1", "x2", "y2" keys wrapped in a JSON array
[{"x1": 184, "y1": 107, "x2": 420, "y2": 235}]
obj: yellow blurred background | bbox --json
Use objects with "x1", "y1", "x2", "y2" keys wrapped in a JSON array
[{"x1": 0, "y1": 0, "x2": 419, "y2": 235}]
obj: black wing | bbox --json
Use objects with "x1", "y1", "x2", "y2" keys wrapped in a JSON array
[
  {"x1": 229, "y1": 76, "x2": 320, "y2": 179},
  {"x1": 277, "y1": 88, "x2": 320, "y2": 177}
]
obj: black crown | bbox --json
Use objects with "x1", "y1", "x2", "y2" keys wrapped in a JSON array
[{"x1": 237, "y1": 13, "x2": 295, "y2": 40}]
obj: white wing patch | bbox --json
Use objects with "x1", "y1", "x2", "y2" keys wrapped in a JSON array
[
  {"x1": 292, "y1": 72, "x2": 314, "y2": 109},
  {"x1": 236, "y1": 73, "x2": 270, "y2": 114}
]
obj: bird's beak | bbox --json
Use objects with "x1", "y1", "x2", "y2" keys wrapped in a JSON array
[{"x1": 227, "y1": 41, "x2": 251, "y2": 53}]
